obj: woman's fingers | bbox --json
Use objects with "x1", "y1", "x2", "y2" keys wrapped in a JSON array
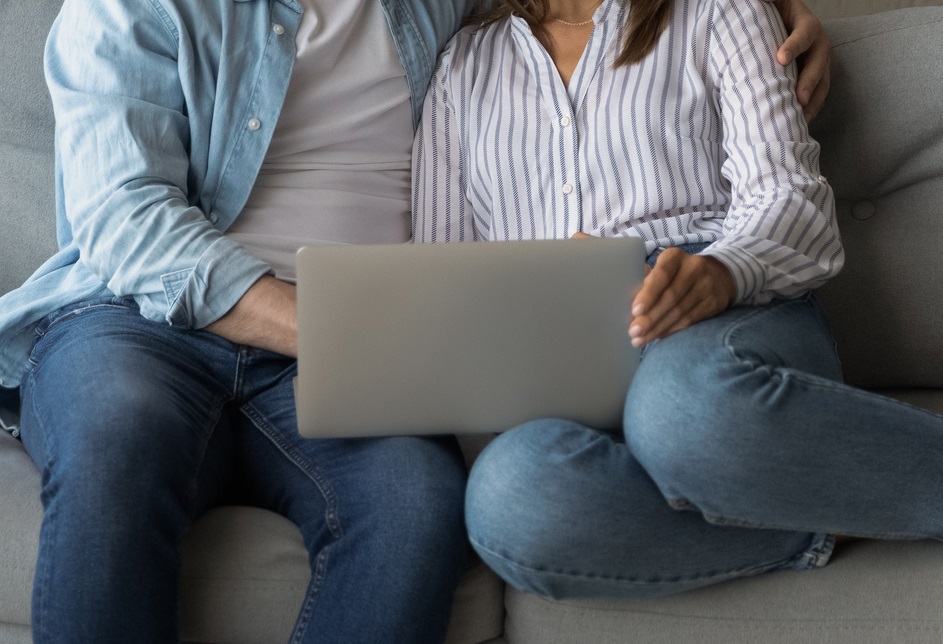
[{"x1": 630, "y1": 251, "x2": 736, "y2": 346}]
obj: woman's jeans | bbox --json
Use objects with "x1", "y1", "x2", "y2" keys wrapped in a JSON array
[
  {"x1": 19, "y1": 298, "x2": 468, "y2": 644},
  {"x1": 466, "y1": 291, "x2": 943, "y2": 600}
]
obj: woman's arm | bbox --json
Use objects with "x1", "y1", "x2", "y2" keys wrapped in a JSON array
[
  {"x1": 703, "y1": 0, "x2": 843, "y2": 303},
  {"x1": 412, "y1": 36, "x2": 478, "y2": 244},
  {"x1": 629, "y1": 0, "x2": 842, "y2": 346}
]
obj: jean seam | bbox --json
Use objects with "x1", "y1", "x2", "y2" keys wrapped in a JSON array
[
  {"x1": 240, "y1": 402, "x2": 343, "y2": 641},
  {"x1": 469, "y1": 534, "x2": 800, "y2": 588},
  {"x1": 28, "y1": 368, "x2": 56, "y2": 644},
  {"x1": 289, "y1": 544, "x2": 333, "y2": 644},
  {"x1": 239, "y1": 403, "x2": 344, "y2": 539},
  {"x1": 788, "y1": 532, "x2": 835, "y2": 570}
]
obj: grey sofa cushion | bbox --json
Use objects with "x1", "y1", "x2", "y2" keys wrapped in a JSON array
[
  {"x1": 811, "y1": 8, "x2": 943, "y2": 389},
  {"x1": 0, "y1": 433, "x2": 40, "y2": 629},
  {"x1": 0, "y1": 0, "x2": 59, "y2": 297},
  {"x1": 503, "y1": 538, "x2": 943, "y2": 644},
  {"x1": 808, "y1": 0, "x2": 943, "y2": 18}
]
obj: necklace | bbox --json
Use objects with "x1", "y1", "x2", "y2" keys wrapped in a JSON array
[
  {"x1": 551, "y1": 1, "x2": 603, "y2": 27},
  {"x1": 553, "y1": 16, "x2": 594, "y2": 26}
]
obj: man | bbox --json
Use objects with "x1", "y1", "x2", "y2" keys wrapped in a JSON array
[{"x1": 0, "y1": 0, "x2": 829, "y2": 641}]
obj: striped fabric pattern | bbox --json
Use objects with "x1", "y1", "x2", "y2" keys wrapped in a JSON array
[{"x1": 412, "y1": 0, "x2": 843, "y2": 305}]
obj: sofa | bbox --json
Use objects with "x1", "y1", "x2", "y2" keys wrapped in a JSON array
[{"x1": 1, "y1": 0, "x2": 942, "y2": 642}]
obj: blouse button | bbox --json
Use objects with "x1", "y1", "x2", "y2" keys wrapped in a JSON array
[
  {"x1": 247, "y1": 118, "x2": 261, "y2": 131},
  {"x1": 272, "y1": 24, "x2": 285, "y2": 35},
  {"x1": 562, "y1": 183, "x2": 574, "y2": 195},
  {"x1": 560, "y1": 116, "x2": 571, "y2": 127}
]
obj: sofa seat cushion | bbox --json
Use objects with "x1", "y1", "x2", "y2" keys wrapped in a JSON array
[{"x1": 502, "y1": 538, "x2": 943, "y2": 644}]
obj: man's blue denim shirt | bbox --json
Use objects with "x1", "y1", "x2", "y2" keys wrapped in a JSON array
[{"x1": 0, "y1": 0, "x2": 472, "y2": 407}]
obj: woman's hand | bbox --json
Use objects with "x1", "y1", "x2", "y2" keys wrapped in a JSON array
[
  {"x1": 760, "y1": 0, "x2": 831, "y2": 121},
  {"x1": 628, "y1": 248, "x2": 736, "y2": 347}
]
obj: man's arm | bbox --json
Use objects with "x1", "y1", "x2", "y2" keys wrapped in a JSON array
[
  {"x1": 205, "y1": 276, "x2": 298, "y2": 358},
  {"x1": 46, "y1": 0, "x2": 273, "y2": 332},
  {"x1": 761, "y1": 0, "x2": 831, "y2": 121}
]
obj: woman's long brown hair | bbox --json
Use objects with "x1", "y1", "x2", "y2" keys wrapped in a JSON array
[{"x1": 469, "y1": 0, "x2": 672, "y2": 67}]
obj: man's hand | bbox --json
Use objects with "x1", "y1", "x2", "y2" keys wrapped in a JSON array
[
  {"x1": 205, "y1": 275, "x2": 298, "y2": 357},
  {"x1": 761, "y1": 0, "x2": 831, "y2": 121},
  {"x1": 628, "y1": 248, "x2": 736, "y2": 347}
]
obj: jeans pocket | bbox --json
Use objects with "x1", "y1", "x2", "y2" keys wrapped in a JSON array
[
  {"x1": 29, "y1": 297, "x2": 139, "y2": 369},
  {"x1": 37, "y1": 297, "x2": 137, "y2": 337}
]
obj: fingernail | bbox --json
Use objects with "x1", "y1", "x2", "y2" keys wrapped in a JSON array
[
  {"x1": 629, "y1": 324, "x2": 641, "y2": 337},
  {"x1": 632, "y1": 303, "x2": 644, "y2": 316},
  {"x1": 631, "y1": 337, "x2": 644, "y2": 347}
]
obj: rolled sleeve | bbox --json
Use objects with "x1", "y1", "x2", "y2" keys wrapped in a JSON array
[
  {"x1": 135, "y1": 236, "x2": 273, "y2": 329},
  {"x1": 46, "y1": 0, "x2": 272, "y2": 328}
]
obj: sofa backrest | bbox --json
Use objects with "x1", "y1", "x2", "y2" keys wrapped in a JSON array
[
  {"x1": 810, "y1": 0, "x2": 942, "y2": 18},
  {"x1": 811, "y1": 7, "x2": 943, "y2": 389},
  {"x1": 0, "y1": 1, "x2": 60, "y2": 296},
  {"x1": 0, "y1": 1, "x2": 941, "y2": 391}
]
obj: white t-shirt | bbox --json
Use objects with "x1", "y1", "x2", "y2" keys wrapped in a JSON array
[{"x1": 228, "y1": 0, "x2": 414, "y2": 281}]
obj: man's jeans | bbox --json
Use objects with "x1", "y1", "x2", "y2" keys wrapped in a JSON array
[
  {"x1": 19, "y1": 297, "x2": 468, "y2": 643},
  {"x1": 466, "y1": 292, "x2": 943, "y2": 599}
]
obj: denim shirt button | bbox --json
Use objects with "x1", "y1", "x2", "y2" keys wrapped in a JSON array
[
  {"x1": 209, "y1": 212, "x2": 220, "y2": 225},
  {"x1": 272, "y1": 23, "x2": 285, "y2": 35},
  {"x1": 247, "y1": 118, "x2": 261, "y2": 131}
]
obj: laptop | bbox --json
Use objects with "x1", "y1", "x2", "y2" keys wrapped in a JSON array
[{"x1": 295, "y1": 237, "x2": 646, "y2": 438}]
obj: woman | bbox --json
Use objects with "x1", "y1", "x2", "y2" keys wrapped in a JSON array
[{"x1": 413, "y1": 0, "x2": 943, "y2": 599}]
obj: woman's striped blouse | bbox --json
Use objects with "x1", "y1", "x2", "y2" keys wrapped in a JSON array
[{"x1": 412, "y1": 0, "x2": 843, "y2": 305}]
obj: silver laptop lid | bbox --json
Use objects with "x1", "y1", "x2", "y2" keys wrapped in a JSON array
[{"x1": 296, "y1": 238, "x2": 644, "y2": 437}]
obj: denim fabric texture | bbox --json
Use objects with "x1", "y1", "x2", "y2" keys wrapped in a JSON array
[
  {"x1": 0, "y1": 0, "x2": 473, "y2": 390},
  {"x1": 466, "y1": 284, "x2": 943, "y2": 599},
  {"x1": 19, "y1": 299, "x2": 469, "y2": 642}
]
